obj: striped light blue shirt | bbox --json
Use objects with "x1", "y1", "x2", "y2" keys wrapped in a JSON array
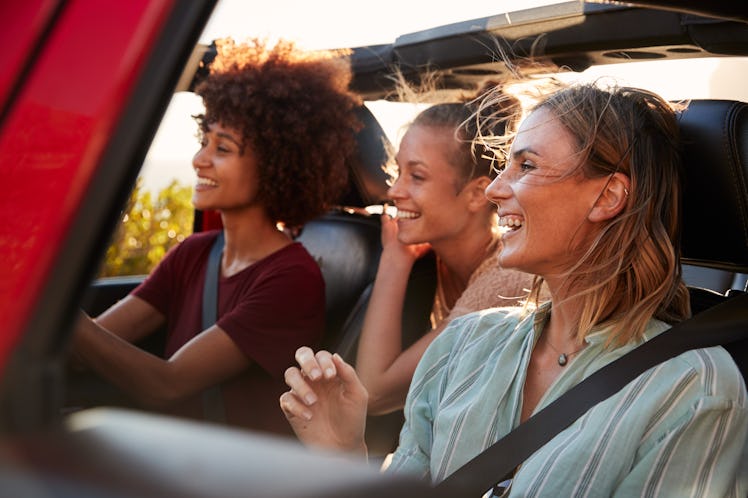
[{"x1": 387, "y1": 303, "x2": 748, "y2": 497}]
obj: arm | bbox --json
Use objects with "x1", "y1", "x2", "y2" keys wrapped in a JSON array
[
  {"x1": 383, "y1": 321, "x2": 465, "y2": 481},
  {"x1": 68, "y1": 294, "x2": 165, "y2": 372},
  {"x1": 94, "y1": 294, "x2": 165, "y2": 343},
  {"x1": 73, "y1": 310, "x2": 250, "y2": 408},
  {"x1": 355, "y1": 214, "x2": 434, "y2": 415},
  {"x1": 95, "y1": 236, "x2": 185, "y2": 344},
  {"x1": 280, "y1": 347, "x2": 369, "y2": 456},
  {"x1": 614, "y1": 392, "x2": 748, "y2": 497}
]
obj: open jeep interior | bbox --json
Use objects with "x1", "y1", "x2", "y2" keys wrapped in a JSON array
[{"x1": 1, "y1": 0, "x2": 746, "y2": 496}]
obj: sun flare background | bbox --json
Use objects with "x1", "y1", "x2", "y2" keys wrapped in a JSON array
[{"x1": 141, "y1": 0, "x2": 748, "y2": 194}]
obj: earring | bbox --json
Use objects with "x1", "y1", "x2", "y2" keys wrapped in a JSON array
[{"x1": 624, "y1": 187, "x2": 630, "y2": 197}]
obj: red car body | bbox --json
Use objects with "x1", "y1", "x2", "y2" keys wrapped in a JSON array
[
  {"x1": 1, "y1": 1, "x2": 180, "y2": 364},
  {"x1": 0, "y1": 1, "x2": 744, "y2": 497}
]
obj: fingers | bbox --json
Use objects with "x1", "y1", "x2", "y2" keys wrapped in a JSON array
[
  {"x1": 294, "y1": 346, "x2": 322, "y2": 380},
  {"x1": 380, "y1": 212, "x2": 398, "y2": 235},
  {"x1": 284, "y1": 366, "x2": 318, "y2": 406},
  {"x1": 330, "y1": 353, "x2": 356, "y2": 383},
  {"x1": 279, "y1": 390, "x2": 312, "y2": 422},
  {"x1": 285, "y1": 348, "x2": 339, "y2": 408},
  {"x1": 294, "y1": 347, "x2": 337, "y2": 381},
  {"x1": 332, "y1": 353, "x2": 368, "y2": 401},
  {"x1": 314, "y1": 350, "x2": 337, "y2": 379}
]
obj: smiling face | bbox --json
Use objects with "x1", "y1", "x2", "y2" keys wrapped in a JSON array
[
  {"x1": 191, "y1": 122, "x2": 261, "y2": 214},
  {"x1": 388, "y1": 124, "x2": 479, "y2": 246},
  {"x1": 485, "y1": 107, "x2": 610, "y2": 279}
]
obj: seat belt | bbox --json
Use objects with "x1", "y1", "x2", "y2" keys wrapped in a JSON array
[
  {"x1": 201, "y1": 231, "x2": 226, "y2": 423},
  {"x1": 436, "y1": 291, "x2": 748, "y2": 497}
]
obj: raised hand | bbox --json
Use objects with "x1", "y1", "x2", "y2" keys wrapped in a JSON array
[
  {"x1": 280, "y1": 348, "x2": 368, "y2": 455},
  {"x1": 380, "y1": 213, "x2": 431, "y2": 264}
]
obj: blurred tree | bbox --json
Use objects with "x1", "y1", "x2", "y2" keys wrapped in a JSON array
[{"x1": 99, "y1": 179, "x2": 194, "y2": 277}]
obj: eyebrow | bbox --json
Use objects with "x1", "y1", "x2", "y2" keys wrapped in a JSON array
[
  {"x1": 393, "y1": 155, "x2": 427, "y2": 169},
  {"x1": 215, "y1": 131, "x2": 242, "y2": 147},
  {"x1": 511, "y1": 147, "x2": 540, "y2": 159}
]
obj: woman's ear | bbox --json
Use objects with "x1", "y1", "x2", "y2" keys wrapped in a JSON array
[
  {"x1": 589, "y1": 173, "x2": 630, "y2": 222},
  {"x1": 464, "y1": 176, "x2": 492, "y2": 211}
]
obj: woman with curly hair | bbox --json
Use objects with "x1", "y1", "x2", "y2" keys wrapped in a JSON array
[{"x1": 72, "y1": 38, "x2": 362, "y2": 436}]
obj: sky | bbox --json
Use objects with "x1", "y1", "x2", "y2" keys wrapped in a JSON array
[
  {"x1": 140, "y1": 0, "x2": 748, "y2": 193},
  {"x1": 199, "y1": 0, "x2": 556, "y2": 49},
  {"x1": 140, "y1": 0, "x2": 557, "y2": 192}
]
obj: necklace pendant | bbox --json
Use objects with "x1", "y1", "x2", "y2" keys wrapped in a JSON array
[{"x1": 558, "y1": 353, "x2": 568, "y2": 366}]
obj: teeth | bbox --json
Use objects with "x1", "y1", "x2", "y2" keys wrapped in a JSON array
[
  {"x1": 196, "y1": 177, "x2": 218, "y2": 187},
  {"x1": 498, "y1": 216, "x2": 523, "y2": 230},
  {"x1": 397, "y1": 210, "x2": 420, "y2": 219},
  {"x1": 362, "y1": 205, "x2": 398, "y2": 218}
]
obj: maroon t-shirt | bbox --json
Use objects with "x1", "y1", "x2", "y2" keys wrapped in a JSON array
[{"x1": 132, "y1": 230, "x2": 325, "y2": 435}]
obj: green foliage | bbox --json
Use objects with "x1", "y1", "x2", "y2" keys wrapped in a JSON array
[{"x1": 99, "y1": 179, "x2": 194, "y2": 277}]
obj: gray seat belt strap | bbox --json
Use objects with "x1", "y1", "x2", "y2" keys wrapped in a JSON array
[{"x1": 201, "y1": 231, "x2": 226, "y2": 424}]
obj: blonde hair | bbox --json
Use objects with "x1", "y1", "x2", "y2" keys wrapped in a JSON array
[{"x1": 383, "y1": 69, "x2": 523, "y2": 191}]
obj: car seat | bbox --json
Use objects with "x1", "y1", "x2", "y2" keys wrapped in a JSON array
[
  {"x1": 680, "y1": 99, "x2": 748, "y2": 296},
  {"x1": 295, "y1": 105, "x2": 391, "y2": 354},
  {"x1": 678, "y1": 99, "x2": 747, "y2": 380},
  {"x1": 295, "y1": 105, "x2": 437, "y2": 457},
  {"x1": 290, "y1": 105, "x2": 437, "y2": 360}
]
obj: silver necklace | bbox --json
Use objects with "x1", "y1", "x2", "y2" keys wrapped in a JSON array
[{"x1": 545, "y1": 339, "x2": 586, "y2": 366}]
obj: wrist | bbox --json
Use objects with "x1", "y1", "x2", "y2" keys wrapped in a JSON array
[
  {"x1": 342, "y1": 440, "x2": 368, "y2": 458},
  {"x1": 379, "y1": 249, "x2": 416, "y2": 270}
]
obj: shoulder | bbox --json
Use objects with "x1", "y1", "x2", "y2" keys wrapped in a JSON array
[
  {"x1": 620, "y1": 339, "x2": 748, "y2": 462},
  {"x1": 470, "y1": 263, "x2": 534, "y2": 297},
  {"x1": 430, "y1": 306, "x2": 531, "y2": 358},
  {"x1": 263, "y1": 242, "x2": 321, "y2": 276},
  {"x1": 638, "y1": 319, "x2": 746, "y2": 399},
  {"x1": 666, "y1": 345, "x2": 746, "y2": 401},
  {"x1": 149, "y1": 230, "x2": 220, "y2": 272},
  {"x1": 277, "y1": 241, "x2": 318, "y2": 264},
  {"x1": 463, "y1": 246, "x2": 535, "y2": 308},
  {"x1": 601, "y1": 321, "x2": 748, "y2": 418},
  {"x1": 244, "y1": 243, "x2": 323, "y2": 296},
  {"x1": 410, "y1": 306, "x2": 537, "y2": 395},
  {"x1": 173, "y1": 229, "x2": 221, "y2": 254}
]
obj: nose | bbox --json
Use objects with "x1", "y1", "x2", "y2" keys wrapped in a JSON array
[
  {"x1": 386, "y1": 175, "x2": 406, "y2": 200},
  {"x1": 485, "y1": 174, "x2": 510, "y2": 206},
  {"x1": 192, "y1": 145, "x2": 210, "y2": 170}
]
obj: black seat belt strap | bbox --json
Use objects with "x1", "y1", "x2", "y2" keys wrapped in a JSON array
[
  {"x1": 201, "y1": 231, "x2": 226, "y2": 424},
  {"x1": 437, "y1": 292, "x2": 748, "y2": 496}
]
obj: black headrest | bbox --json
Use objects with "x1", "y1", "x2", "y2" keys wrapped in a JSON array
[
  {"x1": 338, "y1": 106, "x2": 393, "y2": 207},
  {"x1": 295, "y1": 212, "x2": 382, "y2": 351},
  {"x1": 678, "y1": 100, "x2": 748, "y2": 273}
]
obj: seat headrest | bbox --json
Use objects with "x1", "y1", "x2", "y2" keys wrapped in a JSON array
[
  {"x1": 338, "y1": 106, "x2": 393, "y2": 207},
  {"x1": 678, "y1": 100, "x2": 748, "y2": 273}
]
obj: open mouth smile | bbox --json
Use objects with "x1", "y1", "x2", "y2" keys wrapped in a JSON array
[
  {"x1": 196, "y1": 177, "x2": 218, "y2": 188},
  {"x1": 396, "y1": 209, "x2": 420, "y2": 220},
  {"x1": 498, "y1": 215, "x2": 523, "y2": 234}
]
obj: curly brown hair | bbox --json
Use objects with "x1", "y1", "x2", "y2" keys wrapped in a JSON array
[{"x1": 194, "y1": 38, "x2": 362, "y2": 227}]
